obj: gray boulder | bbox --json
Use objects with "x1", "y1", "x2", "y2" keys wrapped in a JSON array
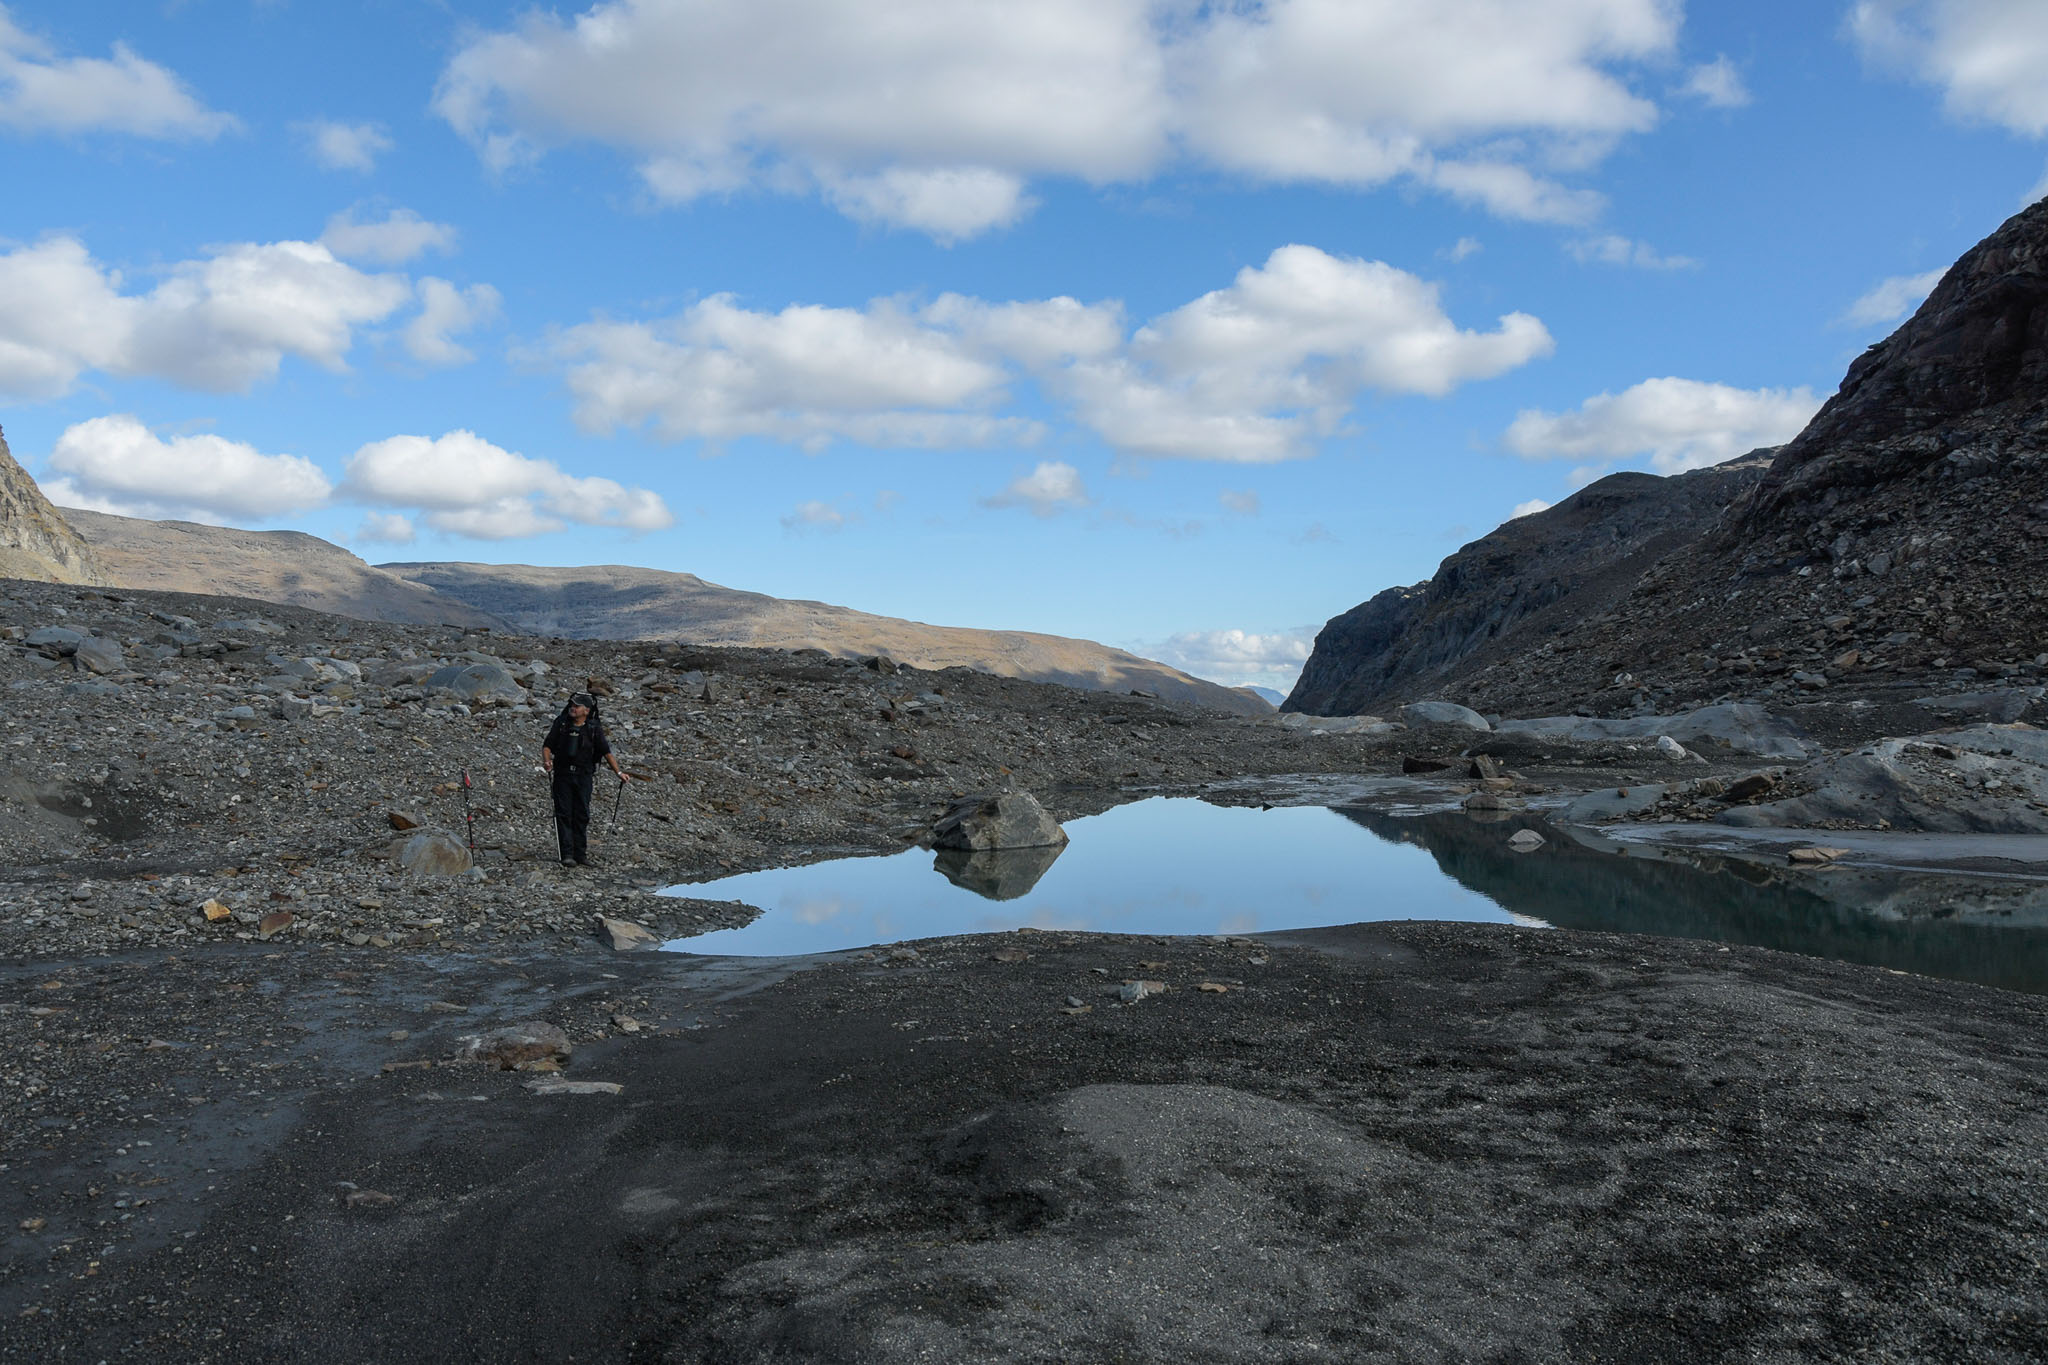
[
  {"x1": 424, "y1": 662, "x2": 526, "y2": 705},
  {"x1": 396, "y1": 829, "x2": 474, "y2": 877},
  {"x1": 933, "y1": 791, "x2": 1068, "y2": 851},
  {"x1": 1400, "y1": 701, "x2": 1492, "y2": 732},
  {"x1": 26, "y1": 626, "x2": 82, "y2": 654},
  {"x1": 72, "y1": 635, "x2": 124, "y2": 675}
]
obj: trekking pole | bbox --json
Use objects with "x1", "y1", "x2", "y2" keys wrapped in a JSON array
[
  {"x1": 544, "y1": 765, "x2": 560, "y2": 860},
  {"x1": 610, "y1": 772, "x2": 626, "y2": 830},
  {"x1": 460, "y1": 769, "x2": 475, "y2": 856}
]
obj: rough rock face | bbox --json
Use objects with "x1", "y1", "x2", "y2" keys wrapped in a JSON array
[
  {"x1": 1298, "y1": 198, "x2": 2048, "y2": 722},
  {"x1": 1288, "y1": 454, "x2": 1771, "y2": 715},
  {"x1": 0, "y1": 428, "x2": 105, "y2": 586}
]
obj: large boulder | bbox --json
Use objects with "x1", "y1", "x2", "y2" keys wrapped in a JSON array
[
  {"x1": 396, "y1": 829, "x2": 473, "y2": 877},
  {"x1": 932, "y1": 791, "x2": 1068, "y2": 851},
  {"x1": 1400, "y1": 701, "x2": 1491, "y2": 732},
  {"x1": 72, "y1": 635, "x2": 124, "y2": 675},
  {"x1": 424, "y1": 662, "x2": 526, "y2": 705}
]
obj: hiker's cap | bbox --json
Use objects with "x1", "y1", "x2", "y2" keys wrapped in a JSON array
[{"x1": 569, "y1": 692, "x2": 597, "y2": 708}]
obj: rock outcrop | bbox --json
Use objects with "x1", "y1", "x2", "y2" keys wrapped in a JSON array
[
  {"x1": 1296, "y1": 198, "x2": 2048, "y2": 721},
  {"x1": 0, "y1": 428, "x2": 106, "y2": 586},
  {"x1": 1287, "y1": 454, "x2": 1771, "y2": 715}
]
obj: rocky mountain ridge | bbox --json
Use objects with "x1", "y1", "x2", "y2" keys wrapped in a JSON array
[
  {"x1": 1288, "y1": 453, "x2": 1773, "y2": 715},
  {"x1": 57, "y1": 505, "x2": 1264, "y2": 714},
  {"x1": 385, "y1": 560, "x2": 1267, "y2": 715},
  {"x1": 0, "y1": 428, "x2": 105, "y2": 586},
  {"x1": 1294, "y1": 198, "x2": 2048, "y2": 723}
]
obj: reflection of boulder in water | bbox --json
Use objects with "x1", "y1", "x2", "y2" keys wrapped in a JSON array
[{"x1": 933, "y1": 843, "x2": 1065, "y2": 900}]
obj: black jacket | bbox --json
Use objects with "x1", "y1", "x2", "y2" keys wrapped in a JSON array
[{"x1": 545, "y1": 717, "x2": 611, "y2": 776}]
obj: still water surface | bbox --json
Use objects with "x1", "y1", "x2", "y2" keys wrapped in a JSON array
[{"x1": 662, "y1": 796, "x2": 2048, "y2": 994}]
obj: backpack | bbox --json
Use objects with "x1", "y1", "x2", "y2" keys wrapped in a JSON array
[{"x1": 552, "y1": 700, "x2": 607, "y2": 767}]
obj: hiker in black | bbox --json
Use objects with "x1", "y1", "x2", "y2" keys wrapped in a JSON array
[{"x1": 542, "y1": 692, "x2": 629, "y2": 866}]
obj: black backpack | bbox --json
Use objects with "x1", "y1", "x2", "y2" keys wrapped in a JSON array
[{"x1": 553, "y1": 700, "x2": 607, "y2": 767}]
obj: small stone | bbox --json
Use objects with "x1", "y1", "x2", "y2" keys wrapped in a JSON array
[
  {"x1": 596, "y1": 916, "x2": 660, "y2": 952},
  {"x1": 1507, "y1": 830, "x2": 1546, "y2": 852},
  {"x1": 1656, "y1": 735, "x2": 1690, "y2": 761},
  {"x1": 1720, "y1": 772, "x2": 1778, "y2": 802},
  {"x1": 201, "y1": 899, "x2": 232, "y2": 922},
  {"x1": 338, "y1": 1184, "x2": 397, "y2": 1208},
  {"x1": 456, "y1": 1022, "x2": 572, "y2": 1069},
  {"x1": 611, "y1": 1014, "x2": 641, "y2": 1033},
  {"x1": 19, "y1": 1217, "x2": 46, "y2": 1232},
  {"x1": 990, "y1": 947, "x2": 1031, "y2": 963},
  {"x1": 1462, "y1": 792, "x2": 1522, "y2": 811},
  {"x1": 387, "y1": 1030, "x2": 410, "y2": 1042},
  {"x1": 387, "y1": 810, "x2": 423, "y2": 831},
  {"x1": 1064, "y1": 995, "x2": 1086, "y2": 1008},
  {"x1": 257, "y1": 911, "x2": 295, "y2": 940},
  {"x1": 1116, "y1": 979, "x2": 1167, "y2": 1002},
  {"x1": 524, "y1": 1077, "x2": 624, "y2": 1096},
  {"x1": 1788, "y1": 846, "x2": 1851, "y2": 865},
  {"x1": 1197, "y1": 982, "x2": 1231, "y2": 993}
]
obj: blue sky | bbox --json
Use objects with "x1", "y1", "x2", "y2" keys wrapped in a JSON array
[{"x1": 3, "y1": 1, "x2": 2046, "y2": 692}]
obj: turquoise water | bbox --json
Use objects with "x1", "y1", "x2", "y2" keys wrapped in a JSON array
[{"x1": 661, "y1": 796, "x2": 2048, "y2": 994}]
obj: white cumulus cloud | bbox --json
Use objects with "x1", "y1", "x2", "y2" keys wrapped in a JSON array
[
  {"x1": 43, "y1": 415, "x2": 332, "y2": 523},
  {"x1": 354, "y1": 512, "x2": 416, "y2": 545},
  {"x1": 0, "y1": 7, "x2": 234, "y2": 140},
  {"x1": 1059, "y1": 245, "x2": 1553, "y2": 461},
  {"x1": 981, "y1": 461, "x2": 1089, "y2": 517},
  {"x1": 301, "y1": 119, "x2": 391, "y2": 172},
  {"x1": 1219, "y1": 489, "x2": 1261, "y2": 516},
  {"x1": 1850, "y1": 0, "x2": 2048, "y2": 136},
  {"x1": 0, "y1": 232, "x2": 498, "y2": 396},
  {"x1": 552, "y1": 245, "x2": 1550, "y2": 463},
  {"x1": 319, "y1": 207, "x2": 457, "y2": 265},
  {"x1": 1506, "y1": 377, "x2": 1821, "y2": 474},
  {"x1": 780, "y1": 499, "x2": 849, "y2": 532},
  {"x1": 1145, "y1": 627, "x2": 1316, "y2": 689},
  {"x1": 1509, "y1": 497, "x2": 1554, "y2": 519},
  {"x1": 1567, "y1": 234, "x2": 1699, "y2": 269},
  {"x1": 405, "y1": 279, "x2": 501, "y2": 366},
  {"x1": 342, "y1": 429, "x2": 673, "y2": 540},
  {"x1": 1840, "y1": 267, "x2": 1946, "y2": 328},
  {"x1": 1680, "y1": 56, "x2": 1750, "y2": 108},
  {"x1": 435, "y1": 0, "x2": 1679, "y2": 238}
]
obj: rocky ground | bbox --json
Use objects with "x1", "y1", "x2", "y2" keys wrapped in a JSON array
[{"x1": 4, "y1": 579, "x2": 2047, "y2": 1361}]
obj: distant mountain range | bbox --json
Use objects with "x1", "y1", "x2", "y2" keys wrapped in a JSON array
[{"x1": 21, "y1": 496, "x2": 1266, "y2": 714}]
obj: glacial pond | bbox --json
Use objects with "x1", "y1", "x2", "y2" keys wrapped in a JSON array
[{"x1": 662, "y1": 796, "x2": 2048, "y2": 995}]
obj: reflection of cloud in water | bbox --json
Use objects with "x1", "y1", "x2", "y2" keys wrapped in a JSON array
[
  {"x1": 1028, "y1": 907, "x2": 1091, "y2": 931},
  {"x1": 1507, "y1": 912, "x2": 1554, "y2": 929},
  {"x1": 1296, "y1": 884, "x2": 1332, "y2": 906},
  {"x1": 1218, "y1": 913, "x2": 1260, "y2": 935},
  {"x1": 791, "y1": 897, "x2": 846, "y2": 925}
]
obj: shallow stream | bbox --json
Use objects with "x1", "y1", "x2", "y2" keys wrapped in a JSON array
[{"x1": 662, "y1": 796, "x2": 2048, "y2": 994}]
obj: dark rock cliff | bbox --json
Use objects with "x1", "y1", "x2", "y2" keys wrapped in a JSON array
[
  {"x1": 1287, "y1": 455, "x2": 1771, "y2": 715},
  {"x1": 1293, "y1": 197, "x2": 2048, "y2": 720}
]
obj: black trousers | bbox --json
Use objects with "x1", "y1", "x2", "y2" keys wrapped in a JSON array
[{"x1": 552, "y1": 768, "x2": 596, "y2": 861}]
